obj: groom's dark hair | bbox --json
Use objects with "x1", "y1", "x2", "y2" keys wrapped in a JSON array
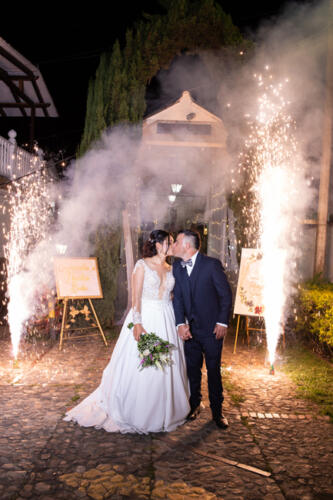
[{"x1": 178, "y1": 229, "x2": 201, "y2": 250}]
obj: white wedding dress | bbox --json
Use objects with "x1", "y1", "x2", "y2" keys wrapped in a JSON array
[{"x1": 64, "y1": 259, "x2": 190, "y2": 434}]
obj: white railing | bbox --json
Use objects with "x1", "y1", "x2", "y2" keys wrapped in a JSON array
[{"x1": 0, "y1": 131, "x2": 44, "y2": 181}]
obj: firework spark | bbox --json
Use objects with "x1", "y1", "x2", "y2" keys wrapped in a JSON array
[
  {"x1": 243, "y1": 68, "x2": 307, "y2": 365},
  {"x1": 2, "y1": 164, "x2": 54, "y2": 359}
]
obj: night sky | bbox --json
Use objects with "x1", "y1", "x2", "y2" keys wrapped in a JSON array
[{"x1": 1, "y1": 1, "x2": 291, "y2": 156}]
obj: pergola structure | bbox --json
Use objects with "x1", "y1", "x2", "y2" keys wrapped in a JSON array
[{"x1": 0, "y1": 37, "x2": 58, "y2": 149}]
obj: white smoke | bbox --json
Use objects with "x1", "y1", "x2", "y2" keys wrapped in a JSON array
[{"x1": 5, "y1": 0, "x2": 331, "y2": 357}]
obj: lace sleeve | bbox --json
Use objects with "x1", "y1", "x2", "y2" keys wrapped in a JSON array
[{"x1": 131, "y1": 260, "x2": 145, "y2": 324}]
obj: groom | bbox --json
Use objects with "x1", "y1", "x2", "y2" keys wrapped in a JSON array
[{"x1": 172, "y1": 229, "x2": 232, "y2": 429}]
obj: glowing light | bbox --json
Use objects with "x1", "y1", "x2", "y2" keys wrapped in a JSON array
[
  {"x1": 171, "y1": 184, "x2": 182, "y2": 193},
  {"x1": 258, "y1": 169, "x2": 289, "y2": 364},
  {"x1": 56, "y1": 244, "x2": 67, "y2": 255},
  {"x1": 168, "y1": 194, "x2": 176, "y2": 203},
  {"x1": 242, "y1": 71, "x2": 306, "y2": 365},
  {"x1": 3, "y1": 167, "x2": 54, "y2": 358}
]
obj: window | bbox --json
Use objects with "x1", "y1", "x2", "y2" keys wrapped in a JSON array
[{"x1": 156, "y1": 122, "x2": 212, "y2": 135}]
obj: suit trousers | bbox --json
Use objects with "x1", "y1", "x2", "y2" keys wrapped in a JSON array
[{"x1": 184, "y1": 332, "x2": 224, "y2": 417}]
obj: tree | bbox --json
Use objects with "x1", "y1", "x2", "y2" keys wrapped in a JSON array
[
  {"x1": 78, "y1": 78, "x2": 94, "y2": 156},
  {"x1": 78, "y1": 0, "x2": 245, "y2": 155},
  {"x1": 77, "y1": 0, "x2": 247, "y2": 326}
]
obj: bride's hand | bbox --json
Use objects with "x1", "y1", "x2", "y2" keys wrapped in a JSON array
[{"x1": 133, "y1": 324, "x2": 147, "y2": 341}]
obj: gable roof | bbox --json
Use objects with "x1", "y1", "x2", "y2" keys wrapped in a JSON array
[{"x1": 144, "y1": 91, "x2": 222, "y2": 126}]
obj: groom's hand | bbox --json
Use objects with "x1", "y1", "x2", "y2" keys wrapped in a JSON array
[
  {"x1": 177, "y1": 324, "x2": 192, "y2": 341},
  {"x1": 214, "y1": 324, "x2": 228, "y2": 340}
]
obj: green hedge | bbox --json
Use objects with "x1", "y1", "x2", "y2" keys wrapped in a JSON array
[
  {"x1": 91, "y1": 225, "x2": 121, "y2": 328},
  {"x1": 295, "y1": 280, "x2": 333, "y2": 348}
]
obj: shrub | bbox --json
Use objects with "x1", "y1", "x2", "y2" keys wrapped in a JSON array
[{"x1": 295, "y1": 280, "x2": 333, "y2": 350}]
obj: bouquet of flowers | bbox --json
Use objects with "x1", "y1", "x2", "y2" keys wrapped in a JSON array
[{"x1": 128, "y1": 323, "x2": 175, "y2": 370}]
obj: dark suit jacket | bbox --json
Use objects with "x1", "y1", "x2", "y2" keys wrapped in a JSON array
[{"x1": 173, "y1": 253, "x2": 232, "y2": 335}]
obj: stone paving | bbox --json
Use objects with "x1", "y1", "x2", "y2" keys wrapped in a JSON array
[{"x1": 0, "y1": 327, "x2": 332, "y2": 500}]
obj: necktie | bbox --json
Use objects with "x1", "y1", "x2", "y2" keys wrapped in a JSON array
[{"x1": 181, "y1": 258, "x2": 193, "y2": 268}]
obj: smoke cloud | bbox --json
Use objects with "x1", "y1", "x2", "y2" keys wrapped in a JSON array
[{"x1": 5, "y1": 0, "x2": 331, "y2": 354}]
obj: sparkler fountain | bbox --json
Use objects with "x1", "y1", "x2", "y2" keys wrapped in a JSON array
[
  {"x1": 243, "y1": 68, "x2": 310, "y2": 371},
  {"x1": 2, "y1": 168, "x2": 54, "y2": 359}
]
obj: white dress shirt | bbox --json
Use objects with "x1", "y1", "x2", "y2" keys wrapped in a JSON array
[
  {"x1": 177, "y1": 251, "x2": 227, "y2": 329},
  {"x1": 185, "y1": 250, "x2": 199, "y2": 276}
]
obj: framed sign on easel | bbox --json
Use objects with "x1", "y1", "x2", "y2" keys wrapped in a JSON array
[
  {"x1": 233, "y1": 248, "x2": 265, "y2": 353},
  {"x1": 54, "y1": 257, "x2": 108, "y2": 350},
  {"x1": 233, "y1": 248, "x2": 285, "y2": 353}
]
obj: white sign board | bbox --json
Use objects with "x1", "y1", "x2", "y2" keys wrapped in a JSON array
[
  {"x1": 234, "y1": 248, "x2": 264, "y2": 317},
  {"x1": 54, "y1": 257, "x2": 103, "y2": 299}
]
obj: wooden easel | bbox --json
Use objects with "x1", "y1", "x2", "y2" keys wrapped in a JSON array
[
  {"x1": 54, "y1": 257, "x2": 108, "y2": 350},
  {"x1": 233, "y1": 315, "x2": 285, "y2": 354},
  {"x1": 59, "y1": 297, "x2": 108, "y2": 350}
]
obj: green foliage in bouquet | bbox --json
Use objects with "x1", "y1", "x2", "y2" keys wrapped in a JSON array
[
  {"x1": 295, "y1": 280, "x2": 333, "y2": 349},
  {"x1": 128, "y1": 323, "x2": 175, "y2": 370}
]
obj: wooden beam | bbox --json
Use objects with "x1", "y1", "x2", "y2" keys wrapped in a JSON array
[
  {"x1": 0, "y1": 66, "x2": 35, "y2": 106},
  {"x1": 0, "y1": 46, "x2": 49, "y2": 118},
  {"x1": 0, "y1": 102, "x2": 51, "y2": 108},
  {"x1": 8, "y1": 75, "x2": 48, "y2": 116},
  {"x1": 8, "y1": 75, "x2": 38, "y2": 82},
  {"x1": 0, "y1": 44, "x2": 50, "y2": 117},
  {"x1": 7, "y1": 90, "x2": 27, "y2": 117},
  {"x1": 30, "y1": 76, "x2": 49, "y2": 118},
  {"x1": 123, "y1": 207, "x2": 134, "y2": 307},
  {"x1": 190, "y1": 447, "x2": 271, "y2": 477},
  {"x1": 30, "y1": 106, "x2": 35, "y2": 152},
  {"x1": 0, "y1": 68, "x2": 28, "y2": 116},
  {"x1": 117, "y1": 208, "x2": 134, "y2": 325},
  {"x1": 0, "y1": 46, "x2": 36, "y2": 80},
  {"x1": 314, "y1": 0, "x2": 333, "y2": 276}
]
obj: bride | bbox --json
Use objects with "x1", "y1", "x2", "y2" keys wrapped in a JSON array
[{"x1": 64, "y1": 230, "x2": 190, "y2": 433}]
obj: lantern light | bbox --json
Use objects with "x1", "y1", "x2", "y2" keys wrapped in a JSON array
[
  {"x1": 171, "y1": 184, "x2": 182, "y2": 194},
  {"x1": 56, "y1": 244, "x2": 67, "y2": 255}
]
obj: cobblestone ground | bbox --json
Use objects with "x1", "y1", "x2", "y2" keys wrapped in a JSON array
[{"x1": 0, "y1": 327, "x2": 332, "y2": 500}]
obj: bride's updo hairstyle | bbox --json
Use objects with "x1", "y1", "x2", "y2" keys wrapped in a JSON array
[{"x1": 142, "y1": 230, "x2": 170, "y2": 258}]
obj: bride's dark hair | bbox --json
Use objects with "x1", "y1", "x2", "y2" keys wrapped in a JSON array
[{"x1": 142, "y1": 230, "x2": 170, "y2": 258}]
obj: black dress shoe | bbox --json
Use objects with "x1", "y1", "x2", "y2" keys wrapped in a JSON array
[
  {"x1": 213, "y1": 415, "x2": 229, "y2": 429},
  {"x1": 186, "y1": 405, "x2": 201, "y2": 421}
]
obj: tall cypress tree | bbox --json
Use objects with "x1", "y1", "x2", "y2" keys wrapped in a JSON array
[
  {"x1": 107, "y1": 40, "x2": 131, "y2": 127},
  {"x1": 78, "y1": 0, "x2": 245, "y2": 156},
  {"x1": 78, "y1": 78, "x2": 95, "y2": 156},
  {"x1": 94, "y1": 52, "x2": 108, "y2": 136}
]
